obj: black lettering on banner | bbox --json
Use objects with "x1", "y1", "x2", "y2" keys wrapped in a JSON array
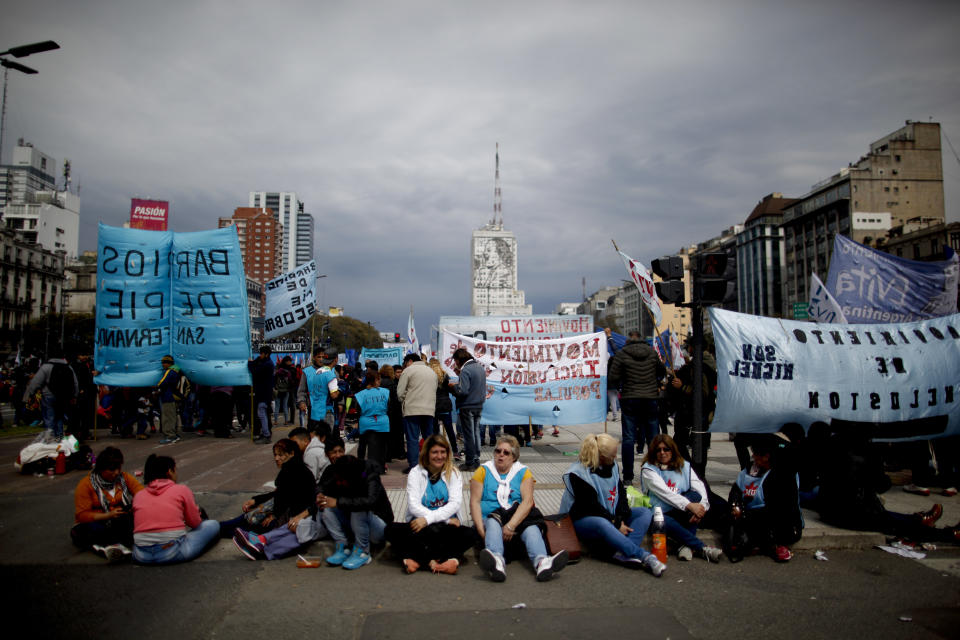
[
  {"x1": 104, "y1": 288, "x2": 123, "y2": 319},
  {"x1": 180, "y1": 291, "x2": 194, "y2": 316},
  {"x1": 207, "y1": 249, "x2": 229, "y2": 275},
  {"x1": 283, "y1": 311, "x2": 294, "y2": 324},
  {"x1": 265, "y1": 318, "x2": 275, "y2": 331},
  {"x1": 286, "y1": 281, "x2": 297, "y2": 292},
  {"x1": 809, "y1": 392, "x2": 819, "y2": 408},
  {"x1": 305, "y1": 302, "x2": 316, "y2": 315},
  {"x1": 144, "y1": 292, "x2": 165, "y2": 319},
  {"x1": 175, "y1": 251, "x2": 189, "y2": 278},
  {"x1": 830, "y1": 392, "x2": 840, "y2": 409},
  {"x1": 102, "y1": 246, "x2": 119, "y2": 273},
  {"x1": 197, "y1": 292, "x2": 221, "y2": 316},
  {"x1": 793, "y1": 329, "x2": 807, "y2": 343},
  {"x1": 125, "y1": 250, "x2": 145, "y2": 276},
  {"x1": 295, "y1": 307, "x2": 306, "y2": 320},
  {"x1": 194, "y1": 250, "x2": 210, "y2": 276},
  {"x1": 291, "y1": 295, "x2": 301, "y2": 306},
  {"x1": 870, "y1": 393, "x2": 881, "y2": 409},
  {"x1": 850, "y1": 393, "x2": 858, "y2": 410}
]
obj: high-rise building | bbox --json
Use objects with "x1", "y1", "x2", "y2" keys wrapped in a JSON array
[
  {"x1": 248, "y1": 192, "x2": 315, "y2": 272},
  {"x1": 0, "y1": 139, "x2": 56, "y2": 211},
  {"x1": 217, "y1": 207, "x2": 283, "y2": 284},
  {"x1": 780, "y1": 121, "x2": 943, "y2": 316},
  {"x1": 736, "y1": 193, "x2": 797, "y2": 317}
]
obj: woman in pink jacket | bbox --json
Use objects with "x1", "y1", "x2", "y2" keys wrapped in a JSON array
[{"x1": 132, "y1": 454, "x2": 220, "y2": 564}]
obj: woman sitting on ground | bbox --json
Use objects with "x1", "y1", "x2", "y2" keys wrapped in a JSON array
[
  {"x1": 560, "y1": 433, "x2": 665, "y2": 576},
  {"x1": 471, "y1": 435, "x2": 568, "y2": 582},
  {"x1": 386, "y1": 434, "x2": 476, "y2": 574},
  {"x1": 640, "y1": 433, "x2": 722, "y2": 563},
  {"x1": 317, "y1": 451, "x2": 395, "y2": 570},
  {"x1": 222, "y1": 438, "x2": 317, "y2": 560},
  {"x1": 71, "y1": 446, "x2": 143, "y2": 560},
  {"x1": 132, "y1": 454, "x2": 220, "y2": 564}
]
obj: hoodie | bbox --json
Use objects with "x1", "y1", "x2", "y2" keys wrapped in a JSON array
[
  {"x1": 133, "y1": 479, "x2": 203, "y2": 544},
  {"x1": 607, "y1": 340, "x2": 665, "y2": 399}
]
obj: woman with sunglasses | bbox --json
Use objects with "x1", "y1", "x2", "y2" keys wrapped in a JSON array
[
  {"x1": 640, "y1": 433, "x2": 722, "y2": 562},
  {"x1": 560, "y1": 433, "x2": 666, "y2": 576},
  {"x1": 470, "y1": 435, "x2": 568, "y2": 582}
]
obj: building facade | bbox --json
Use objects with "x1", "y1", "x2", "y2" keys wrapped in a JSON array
[
  {"x1": 470, "y1": 224, "x2": 532, "y2": 316},
  {"x1": 218, "y1": 207, "x2": 284, "y2": 285},
  {"x1": 0, "y1": 229, "x2": 65, "y2": 345},
  {"x1": 0, "y1": 139, "x2": 56, "y2": 212},
  {"x1": 248, "y1": 192, "x2": 315, "y2": 272},
  {"x1": 736, "y1": 193, "x2": 797, "y2": 317},
  {"x1": 781, "y1": 121, "x2": 944, "y2": 316}
]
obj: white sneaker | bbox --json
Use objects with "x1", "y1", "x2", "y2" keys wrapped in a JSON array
[
  {"x1": 104, "y1": 543, "x2": 131, "y2": 564},
  {"x1": 479, "y1": 548, "x2": 506, "y2": 582},
  {"x1": 642, "y1": 555, "x2": 666, "y2": 577},
  {"x1": 677, "y1": 545, "x2": 693, "y2": 561},
  {"x1": 699, "y1": 546, "x2": 723, "y2": 563},
  {"x1": 535, "y1": 550, "x2": 569, "y2": 582}
]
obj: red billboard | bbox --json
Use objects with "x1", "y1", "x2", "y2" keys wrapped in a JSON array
[{"x1": 129, "y1": 198, "x2": 169, "y2": 231}]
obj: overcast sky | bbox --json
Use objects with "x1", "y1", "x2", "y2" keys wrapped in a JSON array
[{"x1": 2, "y1": 1, "x2": 958, "y2": 342}]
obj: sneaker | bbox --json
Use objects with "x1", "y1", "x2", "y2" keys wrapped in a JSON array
[
  {"x1": 136, "y1": 434, "x2": 149, "y2": 440},
  {"x1": 342, "y1": 546, "x2": 371, "y2": 570},
  {"x1": 431, "y1": 558, "x2": 459, "y2": 575},
  {"x1": 552, "y1": 427, "x2": 559, "y2": 437},
  {"x1": 459, "y1": 462, "x2": 478, "y2": 472},
  {"x1": 402, "y1": 558, "x2": 420, "y2": 574},
  {"x1": 233, "y1": 531, "x2": 263, "y2": 560},
  {"x1": 918, "y1": 503, "x2": 944, "y2": 527},
  {"x1": 612, "y1": 551, "x2": 646, "y2": 569},
  {"x1": 254, "y1": 436, "x2": 272, "y2": 445},
  {"x1": 773, "y1": 545, "x2": 793, "y2": 562},
  {"x1": 903, "y1": 483, "x2": 931, "y2": 496},
  {"x1": 642, "y1": 554, "x2": 666, "y2": 577},
  {"x1": 104, "y1": 543, "x2": 131, "y2": 564},
  {"x1": 943, "y1": 487, "x2": 958, "y2": 497},
  {"x1": 159, "y1": 436, "x2": 175, "y2": 444},
  {"x1": 479, "y1": 548, "x2": 506, "y2": 582},
  {"x1": 699, "y1": 546, "x2": 723, "y2": 563},
  {"x1": 677, "y1": 545, "x2": 693, "y2": 561},
  {"x1": 326, "y1": 542, "x2": 352, "y2": 566},
  {"x1": 535, "y1": 550, "x2": 568, "y2": 582}
]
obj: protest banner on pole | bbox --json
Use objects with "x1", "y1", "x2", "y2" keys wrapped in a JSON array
[
  {"x1": 708, "y1": 307, "x2": 960, "y2": 441},
  {"x1": 407, "y1": 306, "x2": 420, "y2": 355},
  {"x1": 438, "y1": 314, "x2": 593, "y2": 343},
  {"x1": 94, "y1": 223, "x2": 252, "y2": 387},
  {"x1": 360, "y1": 347, "x2": 404, "y2": 368},
  {"x1": 826, "y1": 235, "x2": 958, "y2": 323},
  {"x1": 264, "y1": 260, "x2": 319, "y2": 339},
  {"x1": 440, "y1": 330, "x2": 608, "y2": 425},
  {"x1": 808, "y1": 272, "x2": 848, "y2": 323}
]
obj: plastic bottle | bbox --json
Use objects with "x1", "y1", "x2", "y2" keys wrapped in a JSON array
[
  {"x1": 651, "y1": 506, "x2": 667, "y2": 564},
  {"x1": 55, "y1": 452, "x2": 67, "y2": 475}
]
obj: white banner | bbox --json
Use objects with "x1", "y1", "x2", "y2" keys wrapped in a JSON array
[
  {"x1": 709, "y1": 308, "x2": 960, "y2": 441},
  {"x1": 264, "y1": 260, "x2": 319, "y2": 340},
  {"x1": 438, "y1": 314, "x2": 594, "y2": 343},
  {"x1": 618, "y1": 250, "x2": 663, "y2": 326}
]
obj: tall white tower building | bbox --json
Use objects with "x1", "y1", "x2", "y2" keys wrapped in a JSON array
[
  {"x1": 470, "y1": 145, "x2": 532, "y2": 316},
  {"x1": 248, "y1": 191, "x2": 315, "y2": 271}
]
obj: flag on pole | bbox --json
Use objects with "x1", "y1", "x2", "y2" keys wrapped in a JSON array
[
  {"x1": 618, "y1": 250, "x2": 663, "y2": 326},
  {"x1": 407, "y1": 306, "x2": 420, "y2": 355},
  {"x1": 808, "y1": 273, "x2": 848, "y2": 324}
]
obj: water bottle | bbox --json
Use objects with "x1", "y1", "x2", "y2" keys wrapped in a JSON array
[{"x1": 651, "y1": 506, "x2": 667, "y2": 564}]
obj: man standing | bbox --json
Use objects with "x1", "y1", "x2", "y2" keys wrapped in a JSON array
[
  {"x1": 608, "y1": 330, "x2": 666, "y2": 484},
  {"x1": 274, "y1": 356, "x2": 295, "y2": 426},
  {"x1": 156, "y1": 355, "x2": 182, "y2": 444},
  {"x1": 450, "y1": 347, "x2": 486, "y2": 472},
  {"x1": 248, "y1": 346, "x2": 276, "y2": 444},
  {"x1": 297, "y1": 346, "x2": 340, "y2": 433},
  {"x1": 396, "y1": 353, "x2": 437, "y2": 473},
  {"x1": 24, "y1": 347, "x2": 78, "y2": 442}
]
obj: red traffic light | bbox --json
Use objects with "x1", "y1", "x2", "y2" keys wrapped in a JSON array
[
  {"x1": 697, "y1": 252, "x2": 727, "y2": 277},
  {"x1": 394, "y1": 333, "x2": 401, "y2": 342}
]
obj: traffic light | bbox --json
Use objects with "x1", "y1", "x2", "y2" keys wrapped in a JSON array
[
  {"x1": 651, "y1": 255, "x2": 685, "y2": 304},
  {"x1": 394, "y1": 332, "x2": 401, "y2": 343},
  {"x1": 694, "y1": 251, "x2": 729, "y2": 304}
]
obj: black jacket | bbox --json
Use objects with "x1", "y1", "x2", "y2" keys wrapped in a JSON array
[
  {"x1": 608, "y1": 340, "x2": 665, "y2": 399},
  {"x1": 253, "y1": 458, "x2": 316, "y2": 524},
  {"x1": 319, "y1": 456, "x2": 394, "y2": 524}
]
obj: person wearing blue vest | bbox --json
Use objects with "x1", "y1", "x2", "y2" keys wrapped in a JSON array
[
  {"x1": 470, "y1": 435, "x2": 568, "y2": 582},
  {"x1": 640, "y1": 433, "x2": 722, "y2": 562},
  {"x1": 385, "y1": 434, "x2": 477, "y2": 574},
  {"x1": 560, "y1": 433, "x2": 666, "y2": 576},
  {"x1": 297, "y1": 347, "x2": 341, "y2": 434},
  {"x1": 726, "y1": 434, "x2": 803, "y2": 562},
  {"x1": 355, "y1": 371, "x2": 390, "y2": 473}
]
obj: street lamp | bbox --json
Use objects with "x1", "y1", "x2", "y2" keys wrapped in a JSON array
[{"x1": 0, "y1": 40, "x2": 59, "y2": 165}]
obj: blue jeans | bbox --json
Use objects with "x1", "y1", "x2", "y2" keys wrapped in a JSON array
[
  {"x1": 133, "y1": 520, "x2": 220, "y2": 564},
  {"x1": 459, "y1": 408, "x2": 483, "y2": 466},
  {"x1": 482, "y1": 424, "x2": 501, "y2": 445},
  {"x1": 573, "y1": 507, "x2": 652, "y2": 560},
  {"x1": 322, "y1": 507, "x2": 386, "y2": 551},
  {"x1": 621, "y1": 398, "x2": 659, "y2": 481},
  {"x1": 275, "y1": 392, "x2": 290, "y2": 423},
  {"x1": 436, "y1": 412, "x2": 459, "y2": 455},
  {"x1": 403, "y1": 415, "x2": 435, "y2": 468},
  {"x1": 663, "y1": 490, "x2": 705, "y2": 551},
  {"x1": 257, "y1": 401, "x2": 271, "y2": 438},
  {"x1": 41, "y1": 394, "x2": 67, "y2": 439},
  {"x1": 484, "y1": 517, "x2": 547, "y2": 565}
]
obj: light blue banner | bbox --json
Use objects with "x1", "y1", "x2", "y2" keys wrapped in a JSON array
[
  {"x1": 826, "y1": 235, "x2": 958, "y2": 323},
  {"x1": 360, "y1": 347, "x2": 404, "y2": 368},
  {"x1": 480, "y1": 378, "x2": 608, "y2": 426},
  {"x1": 94, "y1": 224, "x2": 252, "y2": 387}
]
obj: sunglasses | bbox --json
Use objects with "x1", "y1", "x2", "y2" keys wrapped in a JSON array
[
  {"x1": 494, "y1": 448, "x2": 512, "y2": 455},
  {"x1": 655, "y1": 447, "x2": 671, "y2": 453}
]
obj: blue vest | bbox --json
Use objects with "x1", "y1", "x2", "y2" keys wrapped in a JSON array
[
  {"x1": 559, "y1": 462, "x2": 621, "y2": 515},
  {"x1": 642, "y1": 461, "x2": 692, "y2": 511},
  {"x1": 422, "y1": 476, "x2": 450, "y2": 510},
  {"x1": 736, "y1": 468, "x2": 770, "y2": 510},
  {"x1": 304, "y1": 367, "x2": 337, "y2": 421},
  {"x1": 479, "y1": 465, "x2": 527, "y2": 520},
  {"x1": 355, "y1": 387, "x2": 390, "y2": 433}
]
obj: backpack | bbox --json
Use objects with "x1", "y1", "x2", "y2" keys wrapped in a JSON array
[
  {"x1": 46, "y1": 362, "x2": 76, "y2": 405},
  {"x1": 175, "y1": 372, "x2": 192, "y2": 400}
]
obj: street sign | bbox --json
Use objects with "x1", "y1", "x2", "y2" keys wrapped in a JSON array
[{"x1": 792, "y1": 302, "x2": 809, "y2": 320}]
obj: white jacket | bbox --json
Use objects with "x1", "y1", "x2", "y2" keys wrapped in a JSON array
[{"x1": 405, "y1": 465, "x2": 464, "y2": 524}]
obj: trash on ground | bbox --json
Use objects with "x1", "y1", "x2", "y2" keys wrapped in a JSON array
[
  {"x1": 814, "y1": 550, "x2": 829, "y2": 561},
  {"x1": 512, "y1": 603, "x2": 526, "y2": 609},
  {"x1": 875, "y1": 544, "x2": 926, "y2": 559}
]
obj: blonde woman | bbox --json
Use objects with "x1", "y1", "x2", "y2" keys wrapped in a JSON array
[
  {"x1": 385, "y1": 434, "x2": 476, "y2": 574},
  {"x1": 559, "y1": 433, "x2": 665, "y2": 576},
  {"x1": 428, "y1": 359, "x2": 461, "y2": 460}
]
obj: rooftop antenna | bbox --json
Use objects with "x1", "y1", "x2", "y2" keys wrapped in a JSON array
[
  {"x1": 62, "y1": 158, "x2": 71, "y2": 192},
  {"x1": 491, "y1": 142, "x2": 502, "y2": 228}
]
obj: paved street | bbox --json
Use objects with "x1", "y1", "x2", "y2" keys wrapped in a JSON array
[{"x1": 1, "y1": 421, "x2": 959, "y2": 639}]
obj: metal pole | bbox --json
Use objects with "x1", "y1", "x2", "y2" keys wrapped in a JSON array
[{"x1": 691, "y1": 304, "x2": 705, "y2": 470}]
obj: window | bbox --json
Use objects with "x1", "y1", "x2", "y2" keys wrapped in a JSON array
[{"x1": 895, "y1": 155, "x2": 901, "y2": 162}]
